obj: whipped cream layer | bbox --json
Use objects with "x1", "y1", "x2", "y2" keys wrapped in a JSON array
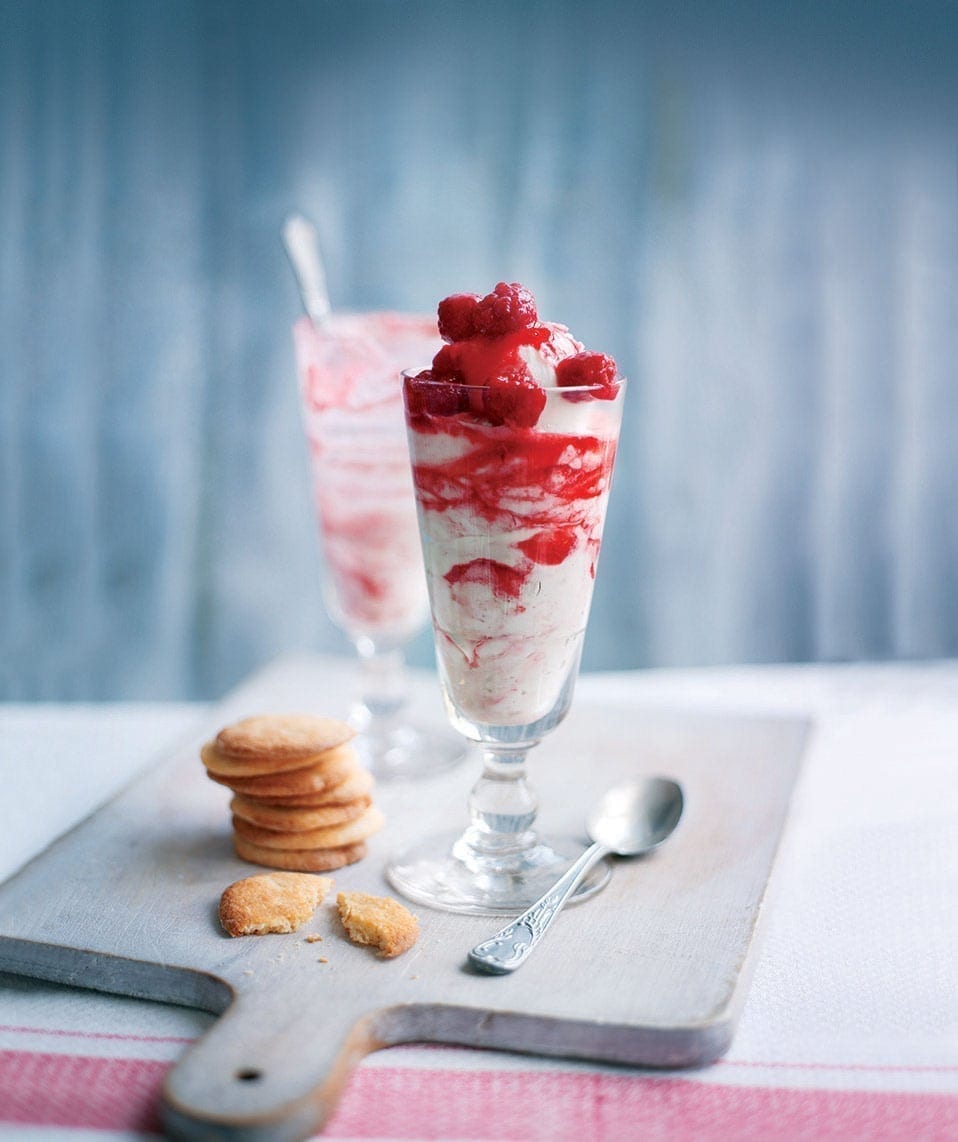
[
  {"x1": 407, "y1": 389, "x2": 624, "y2": 728},
  {"x1": 518, "y1": 321, "x2": 583, "y2": 385}
]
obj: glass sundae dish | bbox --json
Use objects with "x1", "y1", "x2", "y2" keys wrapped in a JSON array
[
  {"x1": 293, "y1": 311, "x2": 467, "y2": 779},
  {"x1": 386, "y1": 282, "x2": 626, "y2": 913}
]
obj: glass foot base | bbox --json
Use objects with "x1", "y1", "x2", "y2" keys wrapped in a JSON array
[
  {"x1": 353, "y1": 722, "x2": 470, "y2": 781},
  {"x1": 386, "y1": 830, "x2": 612, "y2": 915}
]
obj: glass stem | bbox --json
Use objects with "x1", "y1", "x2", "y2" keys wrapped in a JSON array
[
  {"x1": 459, "y1": 745, "x2": 540, "y2": 859},
  {"x1": 350, "y1": 638, "x2": 408, "y2": 733}
]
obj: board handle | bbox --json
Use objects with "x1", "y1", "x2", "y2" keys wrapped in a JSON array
[{"x1": 162, "y1": 985, "x2": 382, "y2": 1141}]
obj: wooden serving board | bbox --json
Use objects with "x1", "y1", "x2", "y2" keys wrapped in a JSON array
[{"x1": 0, "y1": 656, "x2": 808, "y2": 1141}]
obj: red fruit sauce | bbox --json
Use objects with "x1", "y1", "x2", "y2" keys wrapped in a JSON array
[
  {"x1": 444, "y1": 558, "x2": 529, "y2": 602},
  {"x1": 409, "y1": 421, "x2": 615, "y2": 527}
]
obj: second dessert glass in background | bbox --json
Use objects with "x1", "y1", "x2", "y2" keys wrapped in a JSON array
[{"x1": 293, "y1": 312, "x2": 467, "y2": 780}]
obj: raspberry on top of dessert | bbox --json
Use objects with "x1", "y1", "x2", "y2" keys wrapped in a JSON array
[{"x1": 406, "y1": 282, "x2": 619, "y2": 428}]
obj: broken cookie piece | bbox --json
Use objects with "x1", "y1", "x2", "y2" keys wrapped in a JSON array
[
  {"x1": 219, "y1": 872, "x2": 333, "y2": 937},
  {"x1": 336, "y1": 891, "x2": 419, "y2": 958}
]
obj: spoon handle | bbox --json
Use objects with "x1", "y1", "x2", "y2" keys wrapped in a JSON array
[
  {"x1": 468, "y1": 843, "x2": 610, "y2": 974},
  {"x1": 281, "y1": 214, "x2": 332, "y2": 327}
]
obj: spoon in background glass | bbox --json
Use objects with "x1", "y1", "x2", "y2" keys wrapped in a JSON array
[
  {"x1": 281, "y1": 213, "x2": 332, "y2": 328},
  {"x1": 468, "y1": 778, "x2": 685, "y2": 975}
]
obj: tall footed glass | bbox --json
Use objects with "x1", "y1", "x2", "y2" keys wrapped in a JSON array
[
  {"x1": 387, "y1": 374, "x2": 626, "y2": 913},
  {"x1": 293, "y1": 313, "x2": 467, "y2": 779}
]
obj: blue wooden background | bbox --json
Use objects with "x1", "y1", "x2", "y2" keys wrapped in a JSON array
[{"x1": 2, "y1": 0, "x2": 956, "y2": 700}]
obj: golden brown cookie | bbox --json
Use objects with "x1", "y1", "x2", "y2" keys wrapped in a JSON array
[
  {"x1": 336, "y1": 891, "x2": 419, "y2": 958},
  {"x1": 206, "y1": 745, "x2": 358, "y2": 791},
  {"x1": 219, "y1": 872, "x2": 333, "y2": 937},
  {"x1": 246, "y1": 767, "x2": 375, "y2": 808},
  {"x1": 217, "y1": 714, "x2": 355, "y2": 762},
  {"x1": 201, "y1": 739, "x2": 332, "y2": 779},
  {"x1": 232, "y1": 834, "x2": 367, "y2": 872},
  {"x1": 230, "y1": 793, "x2": 371, "y2": 832},
  {"x1": 231, "y1": 806, "x2": 385, "y2": 851}
]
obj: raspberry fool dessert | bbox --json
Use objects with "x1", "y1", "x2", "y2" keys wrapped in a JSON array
[
  {"x1": 293, "y1": 312, "x2": 466, "y2": 779},
  {"x1": 295, "y1": 313, "x2": 435, "y2": 642},
  {"x1": 387, "y1": 282, "x2": 625, "y2": 914},
  {"x1": 405, "y1": 289, "x2": 622, "y2": 733}
]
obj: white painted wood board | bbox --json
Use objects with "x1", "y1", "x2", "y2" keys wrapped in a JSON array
[{"x1": 0, "y1": 656, "x2": 808, "y2": 1140}]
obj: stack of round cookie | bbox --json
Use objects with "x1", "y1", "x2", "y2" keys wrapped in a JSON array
[{"x1": 201, "y1": 714, "x2": 383, "y2": 872}]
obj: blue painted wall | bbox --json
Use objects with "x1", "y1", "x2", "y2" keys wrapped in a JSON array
[{"x1": 2, "y1": 1, "x2": 956, "y2": 699}]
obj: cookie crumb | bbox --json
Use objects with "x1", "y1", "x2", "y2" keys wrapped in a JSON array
[
  {"x1": 318, "y1": 956, "x2": 329, "y2": 963},
  {"x1": 304, "y1": 933, "x2": 323, "y2": 943}
]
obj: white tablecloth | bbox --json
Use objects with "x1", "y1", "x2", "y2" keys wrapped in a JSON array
[{"x1": 1, "y1": 660, "x2": 956, "y2": 1139}]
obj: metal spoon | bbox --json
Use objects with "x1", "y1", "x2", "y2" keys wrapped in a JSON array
[{"x1": 468, "y1": 778, "x2": 684, "y2": 975}]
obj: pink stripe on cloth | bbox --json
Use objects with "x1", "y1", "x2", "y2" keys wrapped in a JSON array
[
  {"x1": 0, "y1": 1050, "x2": 163, "y2": 1132},
  {"x1": 327, "y1": 1068, "x2": 958, "y2": 1141},
  {"x1": 0, "y1": 1022, "x2": 195, "y2": 1045},
  {"x1": 2, "y1": 1052, "x2": 956, "y2": 1140}
]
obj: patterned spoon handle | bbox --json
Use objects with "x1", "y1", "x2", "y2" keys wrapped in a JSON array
[{"x1": 467, "y1": 842, "x2": 610, "y2": 974}]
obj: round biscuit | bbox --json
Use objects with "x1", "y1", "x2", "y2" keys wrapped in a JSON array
[
  {"x1": 230, "y1": 794, "x2": 371, "y2": 832},
  {"x1": 232, "y1": 835, "x2": 367, "y2": 872},
  {"x1": 201, "y1": 739, "x2": 336, "y2": 779},
  {"x1": 244, "y1": 768, "x2": 374, "y2": 808},
  {"x1": 205, "y1": 744, "x2": 357, "y2": 788},
  {"x1": 223, "y1": 749, "x2": 358, "y2": 796},
  {"x1": 216, "y1": 714, "x2": 355, "y2": 761},
  {"x1": 231, "y1": 806, "x2": 385, "y2": 851}
]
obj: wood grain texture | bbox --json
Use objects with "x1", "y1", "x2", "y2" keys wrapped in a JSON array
[{"x1": 0, "y1": 656, "x2": 808, "y2": 1140}]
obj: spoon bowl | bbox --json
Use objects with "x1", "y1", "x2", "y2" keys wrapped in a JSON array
[
  {"x1": 469, "y1": 776, "x2": 684, "y2": 974},
  {"x1": 588, "y1": 778, "x2": 684, "y2": 855}
]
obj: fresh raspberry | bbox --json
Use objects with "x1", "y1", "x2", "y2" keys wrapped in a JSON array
[
  {"x1": 555, "y1": 352, "x2": 619, "y2": 400},
  {"x1": 556, "y1": 352, "x2": 617, "y2": 389},
  {"x1": 403, "y1": 370, "x2": 432, "y2": 417},
  {"x1": 429, "y1": 343, "x2": 462, "y2": 378},
  {"x1": 437, "y1": 293, "x2": 481, "y2": 342},
  {"x1": 483, "y1": 369, "x2": 546, "y2": 428},
  {"x1": 473, "y1": 282, "x2": 538, "y2": 337},
  {"x1": 404, "y1": 371, "x2": 468, "y2": 417}
]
